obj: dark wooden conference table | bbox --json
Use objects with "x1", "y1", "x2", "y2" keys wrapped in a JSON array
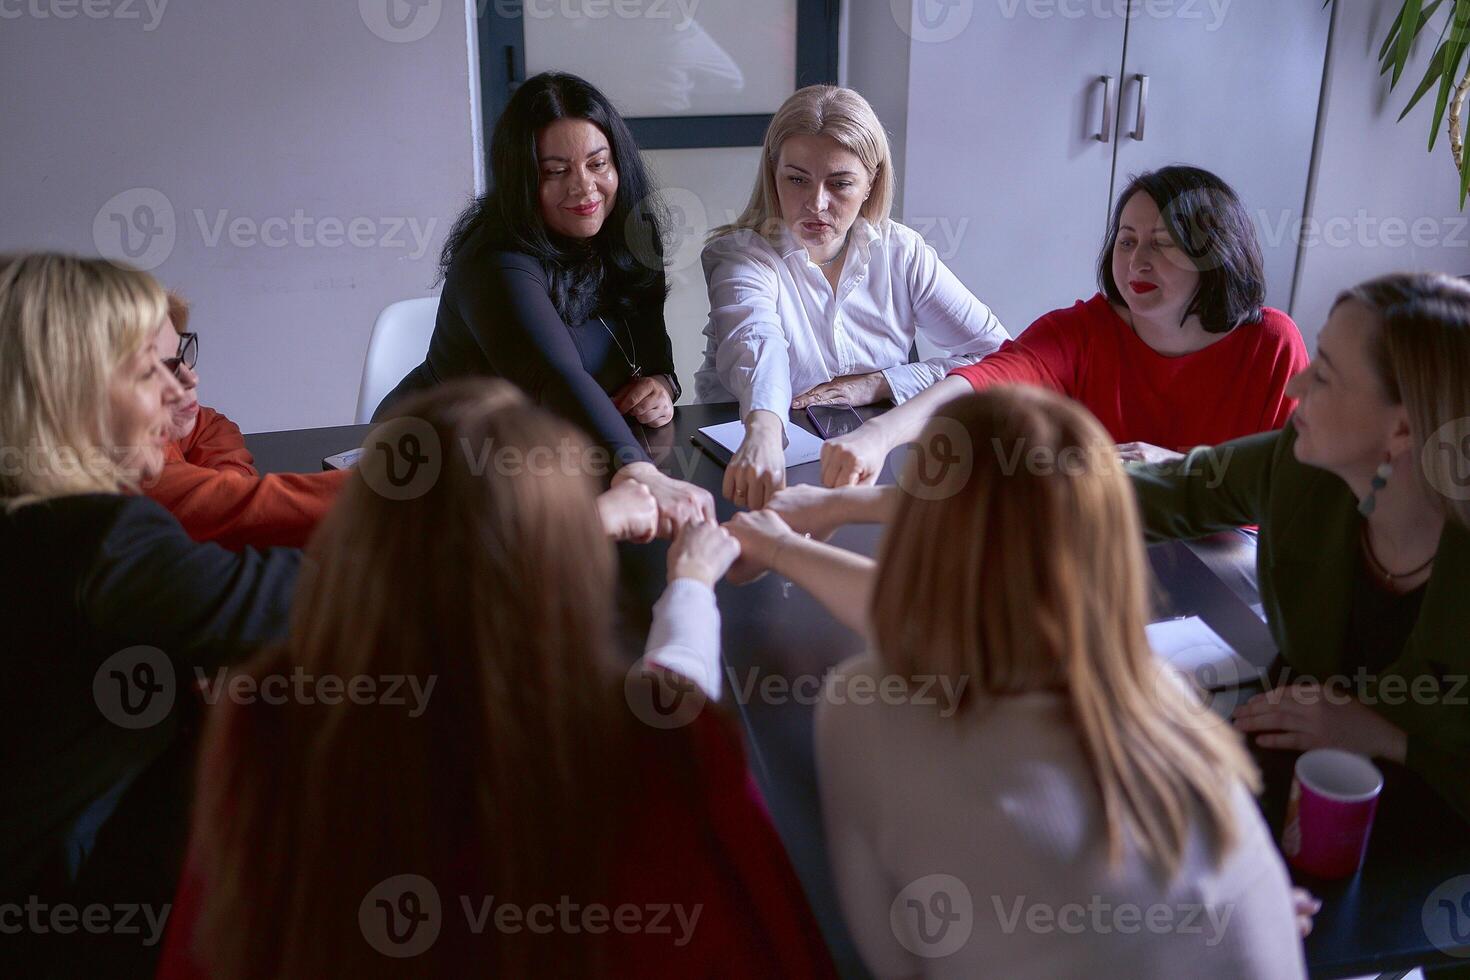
[{"x1": 248, "y1": 403, "x2": 1470, "y2": 980}]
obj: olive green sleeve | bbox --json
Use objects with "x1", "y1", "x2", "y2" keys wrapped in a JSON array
[{"x1": 1125, "y1": 429, "x2": 1286, "y2": 543}]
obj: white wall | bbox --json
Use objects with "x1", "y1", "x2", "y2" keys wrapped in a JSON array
[
  {"x1": 642, "y1": 145, "x2": 764, "y2": 401},
  {"x1": 0, "y1": 0, "x2": 478, "y2": 432},
  {"x1": 1293, "y1": 0, "x2": 1470, "y2": 350},
  {"x1": 840, "y1": 0, "x2": 911, "y2": 216}
]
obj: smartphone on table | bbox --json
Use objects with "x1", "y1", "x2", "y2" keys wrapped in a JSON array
[{"x1": 805, "y1": 404, "x2": 865, "y2": 439}]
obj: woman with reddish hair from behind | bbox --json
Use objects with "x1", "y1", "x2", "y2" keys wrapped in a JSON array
[{"x1": 156, "y1": 379, "x2": 835, "y2": 978}]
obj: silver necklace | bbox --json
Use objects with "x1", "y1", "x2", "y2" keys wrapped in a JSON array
[
  {"x1": 597, "y1": 316, "x2": 641, "y2": 378},
  {"x1": 814, "y1": 234, "x2": 850, "y2": 268}
]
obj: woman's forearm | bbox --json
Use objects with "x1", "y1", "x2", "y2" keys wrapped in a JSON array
[
  {"x1": 866, "y1": 375, "x2": 974, "y2": 448},
  {"x1": 772, "y1": 536, "x2": 877, "y2": 639},
  {"x1": 832, "y1": 485, "x2": 901, "y2": 525}
]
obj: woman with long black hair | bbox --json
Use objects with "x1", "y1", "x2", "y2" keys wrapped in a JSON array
[{"x1": 379, "y1": 71, "x2": 713, "y2": 529}]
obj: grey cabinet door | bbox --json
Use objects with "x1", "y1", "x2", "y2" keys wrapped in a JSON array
[
  {"x1": 1111, "y1": 4, "x2": 1332, "y2": 313},
  {"x1": 901, "y1": 10, "x2": 1128, "y2": 336}
]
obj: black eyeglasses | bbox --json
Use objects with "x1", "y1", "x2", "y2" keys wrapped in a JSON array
[{"x1": 163, "y1": 332, "x2": 198, "y2": 378}]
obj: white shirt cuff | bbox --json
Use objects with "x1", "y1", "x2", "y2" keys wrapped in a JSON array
[{"x1": 643, "y1": 577, "x2": 723, "y2": 701}]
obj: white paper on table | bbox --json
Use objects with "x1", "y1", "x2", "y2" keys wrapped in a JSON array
[
  {"x1": 1145, "y1": 616, "x2": 1266, "y2": 691},
  {"x1": 696, "y1": 420, "x2": 825, "y2": 467}
]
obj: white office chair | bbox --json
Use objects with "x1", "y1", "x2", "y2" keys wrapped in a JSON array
[{"x1": 354, "y1": 296, "x2": 440, "y2": 423}]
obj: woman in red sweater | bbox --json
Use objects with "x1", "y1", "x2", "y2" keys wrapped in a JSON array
[
  {"x1": 142, "y1": 294, "x2": 348, "y2": 549},
  {"x1": 155, "y1": 381, "x2": 835, "y2": 979},
  {"x1": 819, "y1": 165, "x2": 1308, "y2": 486}
]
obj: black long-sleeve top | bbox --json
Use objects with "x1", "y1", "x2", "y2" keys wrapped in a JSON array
[
  {"x1": 0, "y1": 494, "x2": 299, "y2": 899},
  {"x1": 376, "y1": 249, "x2": 679, "y2": 465}
]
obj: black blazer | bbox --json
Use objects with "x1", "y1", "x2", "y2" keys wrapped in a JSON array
[
  {"x1": 377, "y1": 249, "x2": 679, "y2": 464},
  {"x1": 0, "y1": 494, "x2": 299, "y2": 900}
]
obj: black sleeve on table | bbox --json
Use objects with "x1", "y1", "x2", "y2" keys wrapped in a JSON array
[
  {"x1": 447, "y1": 254, "x2": 650, "y2": 466},
  {"x1": 79, "y1": 496, "x2": 301, "y2": 670}
]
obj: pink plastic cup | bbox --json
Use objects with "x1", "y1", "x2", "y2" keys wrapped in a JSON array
[{"x1": 1280, "y1": 748, "x2": 1384, "y2": 879}]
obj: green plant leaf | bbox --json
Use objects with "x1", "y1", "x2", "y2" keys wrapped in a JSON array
[
  {"x1": 1395, "y1": 0, "x2": 1425, "y2": 87},
  {"x1": 1428, "y1": 4, "x2": 1470, "y2": 151},
  {"x1": 1400, "y1": 41, "x2": 1449, "y2": 119},
  {"x1": 1459, "y1": 135, "x2": 1470, "y2": 208},
  {"x1": 1382, "y1": 0, "x2": 1447, "y2": 76},
  {"x1": 1381, "y1": 1, "x2": 1408, "y2": 64}
]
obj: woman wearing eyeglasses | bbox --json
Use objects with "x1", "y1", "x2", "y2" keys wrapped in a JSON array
[
  {"x1": 144, "y1": 294, "x2": 665, "y2": 550},
  {"x1": 141, "y1": 295, "x2": 349, "y2": 550}
]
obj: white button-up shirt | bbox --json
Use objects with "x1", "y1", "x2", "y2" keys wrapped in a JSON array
[{"x1": 695, "y1": 218, "x2": 1009, "y2": 421}]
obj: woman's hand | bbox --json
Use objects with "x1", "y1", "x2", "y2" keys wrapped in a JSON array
[
  {"x1": 667, "y1": 519, "x2": 741, "y2": 588},
  {"x1": 820, "y1": 421, "x2": 890, "y2": 487},
  {"x1": 1292, "y1": 888, "x2": 1321, "y2": 938},
  {"x1": 612, "y1": 375, "x2": 675, "y2": 428},
  {"x1": 791, "y1": 371, "x2": 891, "y2": 410},
  {"x1": 596, "y1": 479, "x2": 659, "y2": 543},
  {"x1": 724, "y1": 410, "x2": 787, "y2": 510},
  {"x1": 723, "y1": 509, "x2": 799, "y2": 585},
  {"x1": 766, "y1": 484, "x2": 849, "y2": 541},
  {"x1": 1117, "y1": 441, "x2": 1185, "y2": 466},
  {"x1": 614, "y1": 461, "x2": 717, "y2": 537},
  {"x1": 1231, "y1": 681, "x2": 1408, "y2": 763}
]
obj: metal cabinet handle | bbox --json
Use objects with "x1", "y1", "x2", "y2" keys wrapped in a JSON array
[
  {"x1": 505, "y1": 45, "x2": 523, "y2": 93},
  {"x1": 1097, "y1": 75, "x2": 1117, "y2": 143},
  {"x1": 1131, "y1": 73, "x2": 1150, "y2": 141}
]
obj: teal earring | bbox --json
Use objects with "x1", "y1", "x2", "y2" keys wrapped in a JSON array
[{"x1": 1359, "y1": 458, "x2": 1393, "y2": 516}]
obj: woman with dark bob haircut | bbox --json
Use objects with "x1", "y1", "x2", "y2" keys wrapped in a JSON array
[
  {"x1": 378, "y1": 71, "x2": 713, "y2": 532},
  {"x1": 817, "y1": 165, "x2": 1309, "y2": 487}
]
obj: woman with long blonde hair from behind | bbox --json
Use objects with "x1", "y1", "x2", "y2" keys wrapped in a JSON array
[
  {"x1": 695, "y1": 84, "x2": 1008, "y2": 510},
  {"x1": 727, "y1": 386, "x2": 1313, "y2": 977}
]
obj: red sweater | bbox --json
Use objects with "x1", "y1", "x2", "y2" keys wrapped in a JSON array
[
  {"x1": 156, "y1": 708, "x2": 836, "y2": 978},
  {"x1": 949, "y1": 294, "x2": 1308, "y2": 451},
  {"x1": 144, "y1": 406, "x2": 348, "y2": 551}
]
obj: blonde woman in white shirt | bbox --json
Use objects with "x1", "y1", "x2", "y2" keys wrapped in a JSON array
[
  {"x1": 695, "y1": 85, "x2": 1009, "y2": 509},
  {"x1": 724, "y1": 385, "x2": 1318, "y2": 979}
]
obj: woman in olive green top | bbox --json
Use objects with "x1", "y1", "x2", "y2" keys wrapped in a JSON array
[{"x1": 1129, "y1": 273, "x2": 1470, "y2": 817}]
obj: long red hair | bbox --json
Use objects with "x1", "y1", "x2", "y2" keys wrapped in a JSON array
[{"x1": 190, "y1": 380, "x2": 641, "y2": 976}]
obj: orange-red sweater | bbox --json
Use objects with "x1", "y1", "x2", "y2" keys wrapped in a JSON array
[{"x1": 145, "y1": 406, "x2": 348, "y2": 551}]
